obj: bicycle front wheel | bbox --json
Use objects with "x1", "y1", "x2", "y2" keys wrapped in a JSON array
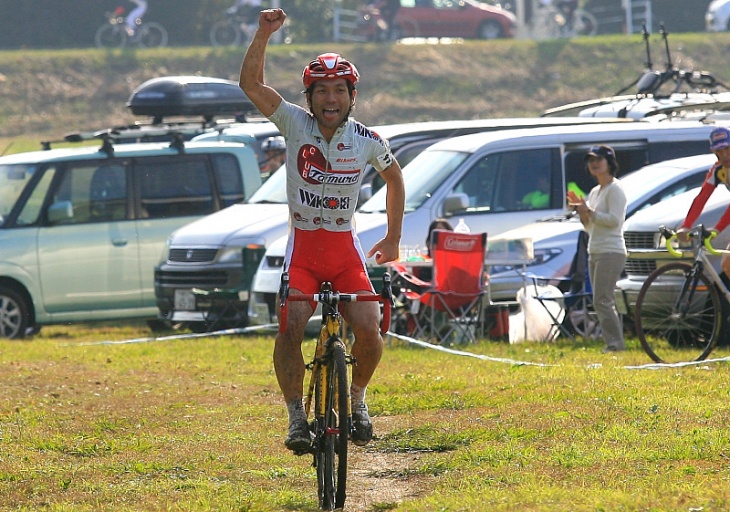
[
  {"x1": 315, "y1": 339, "x2": 349, "y2": 510},
  {"x1": 210, "y1": 20, "x2": 241, "y2": 46},
  {"x1": 635, "y1": 262, "x2": 721, "y2": 364},
  {"x1": 137, "y1": 22, "x2": 168, "y2": 48},
  {"x1": 95, "y1": 24, "x2": 125, "y2": 48}
]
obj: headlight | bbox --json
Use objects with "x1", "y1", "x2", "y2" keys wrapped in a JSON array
[{"x1": 218, "y1": 247, "x2": 244, "y2": 263}]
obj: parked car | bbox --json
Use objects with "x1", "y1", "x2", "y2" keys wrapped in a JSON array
[
  {"x1": 485, "y1": 154, "x2": 720, "y2": 303},
  {"x1": 614, "y1": 184, "x2": 730, "y2": 324},
  {"x1": 706, "y1": 0, "x2": 730, "y2": 31},
  {"x1": 153, "y1": 116, "x2": 635, "y2": 330},
  {"x1": 0, "y1": 134, "x2": 263, "y2": 339},
  {"x1": 247, "y1": 120, "x2": 727, "y2": 329},
  {"x1": 357, "y1": 0, "x2": 517, "y2": 41}
]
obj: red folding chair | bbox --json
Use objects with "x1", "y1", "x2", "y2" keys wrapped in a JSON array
[{"x1": 400, "y1": 230, "x2": 488, "y2": 345}]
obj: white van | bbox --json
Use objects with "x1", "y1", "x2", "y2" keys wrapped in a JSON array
[{"x1": 248, "y1": 120, "x2": 726, "y2": 327}]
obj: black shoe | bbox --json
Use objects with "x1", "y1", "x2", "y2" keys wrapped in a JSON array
[
  {"x1": 350, "y1": 402, "x2": 373, "y2": 446},
  {"x1": 285, "y1": 418, "x2": 312, "y2": 455}
]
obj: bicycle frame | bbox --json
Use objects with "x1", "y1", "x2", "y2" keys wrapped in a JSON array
[
  {"x1": 277, "y1": 272, "x2": 392, "y2": 510},
  {"x1": 664, "y1": 226, "x2": 730, "y2": 307}
]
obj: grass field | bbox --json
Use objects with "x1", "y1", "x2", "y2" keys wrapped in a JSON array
[{"x1": 1, "y1": 322, "x2": 729, "y2": 511}]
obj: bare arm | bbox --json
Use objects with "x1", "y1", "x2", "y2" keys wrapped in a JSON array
[
  {"x1": 367, "y1": 161, "x2": 405, "y2": 265},
  {"x1": 239, "y1": 9, "x2": 286, "y2": 117}
]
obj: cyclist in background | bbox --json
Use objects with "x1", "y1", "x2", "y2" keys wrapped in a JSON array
[
  {"x1": 239, "y1": 9, "x2": 405, "y2": 454},
  {"x1": 678, "y1": 127, "x2": 730, "y2": 289},
  {"x1": 125, "y1": 0, "x2": 148, "y2": 37},
  {"x1": 259, "y1": 135, "x2": 286, "y2": 179},
  {"x1": 228, "y1": 0, "x2": 262, "y2": 24}
]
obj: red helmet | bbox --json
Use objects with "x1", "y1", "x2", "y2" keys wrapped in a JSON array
[{"x1": 302, "y1": 53, "x2": 359, "y2": 90}]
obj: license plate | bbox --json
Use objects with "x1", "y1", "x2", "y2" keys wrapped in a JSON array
[{"x1": 174, "y1": 289, "x2": 196, "y2": 311}]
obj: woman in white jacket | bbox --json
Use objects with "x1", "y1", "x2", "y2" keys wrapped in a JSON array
[{"x1": 567, "y1": 145, "x2": 627, "y2": 353}]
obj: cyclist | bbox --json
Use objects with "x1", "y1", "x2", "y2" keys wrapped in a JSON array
[
  {"x1": 678, "y1": 126, "x2": 730, "y2": 289},
  {"x1": 125, "y1": 0, "x2": 148, "y2": 37},
  {"x1": 259, "y1": 135, "x2": 286, "y2": 179},
  {"x1": 239, "y1": 9, "x2": 405, "y2": 453}
]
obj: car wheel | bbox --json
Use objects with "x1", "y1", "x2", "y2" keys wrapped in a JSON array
[
  {"x1": 477, "y1": 20, "x2": 503, "y2": 39},
  {"x1": 0, "y1": 287, "x2": 30, "y2": 339}
]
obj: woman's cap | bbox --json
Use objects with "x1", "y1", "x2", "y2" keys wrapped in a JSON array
[
  {"x1": 584, "y1": 145, "x2": 615, "y2": 161},
  {"x1": 710, "y1": 127, "x2": 730, "y2": 151}
]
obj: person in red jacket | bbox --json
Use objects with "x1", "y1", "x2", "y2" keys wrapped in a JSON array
[{"x1": 678, "y1": 126, "x2": 730, "y2": 288}]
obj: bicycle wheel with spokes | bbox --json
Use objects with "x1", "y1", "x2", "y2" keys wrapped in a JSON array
[
  {"x1": 95, "y1": 24, "x2": 125, "y2": 48},
  {"x1": 315, "y1": 339, "x2": 349, "y2": 510},
  {"x1": 210, "y1": 20, "x2": 241, "y2": 46},
  {"x1": 137, "y1": 22, "x2": 168, "y2": 48},
  {"x1": 635, "y1": 262, "x2": 721, "y2": 364}
]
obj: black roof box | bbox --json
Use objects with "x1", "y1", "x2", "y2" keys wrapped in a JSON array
[{"x1": 126, "y1": 76, "x2": 256, "y2": 122}]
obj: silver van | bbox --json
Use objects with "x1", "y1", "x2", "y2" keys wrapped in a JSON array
[{"x1": 248, "y1": 120, "x2": 726, "y2": 327}]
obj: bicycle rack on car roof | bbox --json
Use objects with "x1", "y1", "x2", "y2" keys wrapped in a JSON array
[
  {"x1": 542, "y1": 23, "x2": 730, "y2": 119},
  {"x1": 41, "y1": 75, "x2": 265, "y2": 151}
]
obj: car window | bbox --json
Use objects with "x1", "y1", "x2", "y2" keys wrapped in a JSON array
[
  {"x1": 633, "y1": 174, "x2": 708, "y2": 213},
  {"x1": 1, "y1": 163, "x2": 38, "y2": 226},
  {"x1": 649, "y1": 141, "x2": 709, "y2": 163},
  {"x1": 51, "y1": 163, "x2": 128, "y2": 224},
  {"x1": 17, "y1": 166, "x2": 56, "y2": 227},
  {"x1": 451, "y1": 148, "x2": 557, "y2": 214},
  {"x1": 359, "y1": 149, "x2": 468, "y2": 213},
  {"x1": 212, "y1": 153, "x2": 244, "y2": 207},
  {"x1": 564, "y1": 145, "x2": 649, "y2": 197},
  {"x1": 136, "y1": 157, "x2": 213, "y2": 218},
  {"x1": 248, "y1": 164, "x2": 287, "y2": 204}
]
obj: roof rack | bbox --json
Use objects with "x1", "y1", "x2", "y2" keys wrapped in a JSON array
[
  {"x1": 543, "y1": 23, "x2": 730, "y2": 119},
  {"x1": 41, "y1": 127, "x2": 191, "y2": 155},
  {"x1": 41, "y1": 75, "x2": 264, "y2": 150}
]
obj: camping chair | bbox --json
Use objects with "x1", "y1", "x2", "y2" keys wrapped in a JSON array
[
  {"x1": 399, "y1": 230, "x2": 488, "y2": 345},
  {"x1": 528, "y1": 230, "x2": 599, "y2": 341}
]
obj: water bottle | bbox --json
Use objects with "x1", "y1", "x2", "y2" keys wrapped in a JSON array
[{"x1": 454, "y1": 218, "x2": 470, "y2": 233}]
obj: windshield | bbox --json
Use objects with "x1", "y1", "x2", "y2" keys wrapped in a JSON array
[
  {"x1": 359, "y1": 150, "x2": 469, "y2": 214},
  {"x1": 0, "y1": 163, "x2": 37, "y2": 226},
  {"x1": 247, "y1": 164, "x2": 287, "y2": 204}
]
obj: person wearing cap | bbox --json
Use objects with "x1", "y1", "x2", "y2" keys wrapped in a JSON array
[
  {"x1": 238, "y1": 8, "x2": 405, "y2": 454},
  {"x1": 678, "y1": 126, "x2": 730, "y2": 289},
  {"x1": 259, "y1": 135, "x2": 286, "y2": 179},
  {"x1": 567, "y1": 144, "x2": 627, "y2": 353}
]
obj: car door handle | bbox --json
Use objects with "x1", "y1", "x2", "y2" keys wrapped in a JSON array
[{"x1": 111, "y1": 238, "x2": 128, "y2": 247}]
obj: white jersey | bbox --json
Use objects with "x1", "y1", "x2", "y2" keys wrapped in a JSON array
[{"x1": 269, "y1": 100, "x2": 394, "y2": 232}]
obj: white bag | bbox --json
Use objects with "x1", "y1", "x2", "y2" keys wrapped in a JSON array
[{"x1": 509, "y1": 285, "x2": 565, "y2": 343}]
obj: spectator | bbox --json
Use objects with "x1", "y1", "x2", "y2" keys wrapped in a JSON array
[
  {"x1": 259, "y1": 135, "x2": 286, "y2": 179},
  {"x1": 125, "y1": 0, "x2": 148, "y2": 37}
]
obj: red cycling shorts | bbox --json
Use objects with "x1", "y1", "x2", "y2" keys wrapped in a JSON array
[{"x1": 285, "y1": 228, "x2": 374, "y2": 295}]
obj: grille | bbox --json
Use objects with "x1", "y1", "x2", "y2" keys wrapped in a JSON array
[
  {"x1": 624, "y1": 231, "x2": 657, "y2": 250},
  {"x1": 156, "y1": 270, "x2": 229, "y2": 287},
  {"x1": 624, "y1": 259, "x2": 657, "y2": 276},
  {"x1": 169, "y1": 248, "x2": 219, "y2": 263}
]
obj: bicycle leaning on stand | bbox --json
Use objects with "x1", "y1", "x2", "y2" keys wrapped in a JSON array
[
  {"x1": 94, "y1": 6, "x2": 168, "y2": 49},
  {"x1": 278, "y1": 272, "x2": 393, "y2": 510},
  {"x1": 634, "y1": 225, "x2": 730, "y2": 364}
]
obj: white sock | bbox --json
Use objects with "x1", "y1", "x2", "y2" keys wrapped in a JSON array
[{"x1": 350, "y1": 383, "x2": 366, "y2": 405}]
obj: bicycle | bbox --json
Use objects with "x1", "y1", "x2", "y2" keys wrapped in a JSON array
[
  {"x1": 634, "y1": 225, "x2": 730, "y2": 364},
  {"x1": 532, "y1": 3, "x2": 598, "y2": 39},
  {"x1": 210, "y1": 9, "x2": 292, "y2": 47},
  {"x1": 278, "y1": 272, "x2": 393, "y2": 510},
  {"x1": 95, "y1": 7, "x2": 168, "y2": 49}
]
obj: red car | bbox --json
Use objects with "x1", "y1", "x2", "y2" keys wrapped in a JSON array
[{"x1": 357, "y1": 0, "x2": 517, "y2": 41}]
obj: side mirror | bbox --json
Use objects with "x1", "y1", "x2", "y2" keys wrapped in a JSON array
[
  {"x1": 442, "y1": 193, "x2": 469, "y2": 215},
  {"x1": 47, "y1": 201, "x2": 74, "y2": 223}
]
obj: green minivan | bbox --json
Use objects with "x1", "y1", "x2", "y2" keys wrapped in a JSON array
[{"x1": 0, "y1": 136, "x2": 262, "y2": 338}]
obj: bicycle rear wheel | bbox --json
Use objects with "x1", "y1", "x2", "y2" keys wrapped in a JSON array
[
  {"x1": 137, "y1": 22, "x2": 168, "y2": 48},
  {"x1": 315, "y1": 339, "x2": 349, "y2": 510},
  {"x1": 635, "y1": 262, "x2": 721, "y2": 364}
]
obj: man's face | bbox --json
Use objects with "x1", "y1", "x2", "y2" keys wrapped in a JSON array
[
  {"x1": 308, "y1": 78, "x2": 355, "y2": 132},
  {"x1": 714, "y1": 146, "x2": 730, "y2": 167}
]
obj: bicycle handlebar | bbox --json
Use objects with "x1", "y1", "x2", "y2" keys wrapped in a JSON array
[
  {"x1": 660, "y1": 224, "x2": 724, "y2": 257},
  {"x1": 278, "y1": 273, "x2": 393, "y2": 336}
]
